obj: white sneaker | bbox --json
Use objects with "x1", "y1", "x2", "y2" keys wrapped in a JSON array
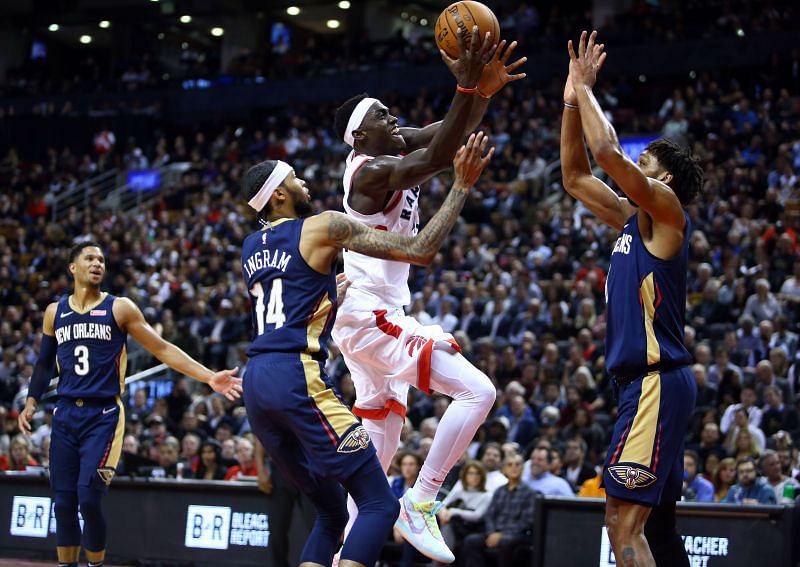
[{"x1": 394, "y1": 489, "x2": 455, "y2": 563}]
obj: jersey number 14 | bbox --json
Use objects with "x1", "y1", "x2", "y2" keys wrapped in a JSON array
[{"x1": 251, "y1": 279, "x2": 286, "y2": 335}]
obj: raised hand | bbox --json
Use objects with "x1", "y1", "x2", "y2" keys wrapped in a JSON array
[
  {"x1": 440, "y1": 25, "x2": 498, "y2": 89},
  {"x1": 568, "y1": 30, "x2": 607, "y2": 91},
  {"x1": 453, "y1": 131, "x2": 495, "y2": 189},
  {"x1": 208, "y1": 367, "x2": 243, "y2": 401},
  {"x1": 477, "y1": 40, "x2": 527, "y2": 98}
]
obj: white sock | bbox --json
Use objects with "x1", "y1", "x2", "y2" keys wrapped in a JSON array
[{"x1": 411, "y1": 349, "x2": 495, "y2": 503}]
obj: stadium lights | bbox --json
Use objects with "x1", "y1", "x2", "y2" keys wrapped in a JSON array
[
  {"x1": 99, "y1": 20, "x2": 111, "y2": 29},
  {"x1": 211, "y1": 27, "x2": 224, "y2": 37},
  {"x1": 327, "y1": 19, "x2": 341, "y2": 29},
  {"x1": 180, "y1": 15, "x2": 192, "y2": 23},
  {"x1": 286, "y1": 6, "x2": 300, "y2": 16},
  {"x1": 80, "y1": 35, "x2": 93, "y2": 44},
  {"x1": 338, "y1": 1, "x2": 351, "y2": 8},
  {"x1": 48, "y1": 24, "x2": 59, "y2": 32},
  {"x1": 420, "y1": 18, "x2": 428, "y2": 26}
]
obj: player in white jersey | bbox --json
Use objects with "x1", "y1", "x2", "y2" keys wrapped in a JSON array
[{"x1": 332, "y1": 27, "x2": 525, "y2": 563}]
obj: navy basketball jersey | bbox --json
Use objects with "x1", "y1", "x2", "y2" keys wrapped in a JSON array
[
  {"x1": 53, "y1": 293, "x2": 128, "y2": 398},
  {"x1": 605, "y1": 212, "x2": 692, "y2": 377},
  {"x1": 242, "y1": 218, "x2": 337, "y2": 360}
]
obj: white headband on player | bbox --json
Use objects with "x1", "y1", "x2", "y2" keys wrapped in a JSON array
[
  {"x1": 247, "y1": 160, "x2": 293, "y2": 213},
  {"x1": 343, "y1": 97, "x2": 379, "y2": 147}
]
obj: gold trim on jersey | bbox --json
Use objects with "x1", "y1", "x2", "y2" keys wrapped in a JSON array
[
  {"x1": 68, "y1": 292, "x2": 107, "y2": 315},
  {"x1": 301, "y1": 353, "x2": 356, "y2": 437},
  {"x1": 118, "y1": 345, "x2": 128, "y2": 394},
  {"x1": 262, "y1": 217, "x2": 293, "y2": 229},
  {"x1": 306, "y1": 292, "x2": 332, "y2": 353},
  {"x1": 640, "y1": 273, "x2": 661, "y2": 365},
  {"x1": 618, "y1": 371, "x2": 661, "y2": 466},
  {"x1": 104, "y1": 397, "x2": 126, "y2": 471}
]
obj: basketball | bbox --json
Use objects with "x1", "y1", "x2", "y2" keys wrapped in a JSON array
[{"x1": 435, "y1": 1, "x2": 501, "y2": 59}]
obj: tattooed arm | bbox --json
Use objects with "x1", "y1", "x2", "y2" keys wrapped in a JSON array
[{"x1": 300, "y1": 132, "x2": 494, "y2": 272}]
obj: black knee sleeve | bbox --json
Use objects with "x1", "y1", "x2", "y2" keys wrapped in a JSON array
[{"x1": 645, "y1": 501, "x2": 688, "y2": 567}]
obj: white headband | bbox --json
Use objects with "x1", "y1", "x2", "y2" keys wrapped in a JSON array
[
  {"x1": 247, "y1": 160, "x2": 293, "y2": 213},
  {"x1": 343, "y1": 97, "x2": 379, "y2": 146}
]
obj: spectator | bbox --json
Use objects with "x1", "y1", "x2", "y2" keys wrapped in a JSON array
[
  {"x1": 578, "y1": 473, "x2": 606, "y2": 498},
  {"x1": 495, "y1": 394, "x2": 537, "y2": 448},
  {"x1": 707, "y1": 347, "x2": 744, "y2": 389},
  {"x1": 761, "y1": 450, "x2": 799, "y2": 504},
  {"x1": 712, "y1": 457, "x2": 737, "y2": 502},
  {"x1": 523, "y1": 447, "x2": 573, "y2": 497},
  {"x1": 224, "y1": 437, "x2": 257, "y2": 480},
  {"x1": 722, "y1": 457, "x2": 777, "y2": 505},
  {"x1": 462, "y1": 453, "x2": 534, "y2": 567},
  {"x1": 687, "y1": 422, "x2": 727, "y2": 471},
  {"x1": 720, "y1": 386, "x2": 762, "y2": 434},
  {"x1": 194, "y1": 439, "x2": 228, "y2": 480},
  {"x1": 438, "y1": 460, "x2": 493, "y2": 555},
  {"x1": 724, "y1": 407, "x2": 766, "y2": 455},
  {"x1": 755, "y1": 360, "x2": 793, "y2": 406},
  {"x1": 0, "y1": 434, "x2": 38, "y2": 471},
  {"x1": 760, "y1": 386, "x2": 799, "y2": 438},
  {"x1": 683, "y1": 450, "x2": 714, "y2": 502},
  {"x1": 155, "y1": 436, "x2": 180, "y2": 478},
  {"x1": 180, "y1": 432, "x2": 201, "y2": 474},
  {"x1": 743, "y1": 278, "x2": 782, "y2": 323},
  {"x1": 561, "y1": 437, "x2": 596, "y2": 492}
]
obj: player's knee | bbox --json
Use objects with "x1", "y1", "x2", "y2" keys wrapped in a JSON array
[
  {"x1": 471, "y1": 372, "x2": 496, "y2": 409},
  {"x1": 54, "y1": 491, "x2": 79, "y2": 522},
  {"x1": 77, "y1": 487, "x2": 104, "y2": 521}
]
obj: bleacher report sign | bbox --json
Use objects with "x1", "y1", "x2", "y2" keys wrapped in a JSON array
[{"x1": 184, "y1": 504, "x2": 269, "y2": 549}]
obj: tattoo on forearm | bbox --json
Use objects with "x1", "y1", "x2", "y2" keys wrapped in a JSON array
[
  {"x1": 621, "y1": 547, "x2": 637, "y2": 567},
  {"x1": 328, "y1": 189, "x2": 467, "y2": 264}
]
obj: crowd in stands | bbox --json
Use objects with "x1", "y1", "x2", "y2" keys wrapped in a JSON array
[
  {"x1": 1, "y1": 13, "x2": 800, "y2": 565},
  {"x1": 2, "y1": 0, "x2": 798, "y2": 101}
]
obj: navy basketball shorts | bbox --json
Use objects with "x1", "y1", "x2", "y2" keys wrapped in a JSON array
[
  {"x1": 603, "y1": 366, "x2": 696, "y2": 506},
  {"x1": 50, "y1": 397, "x2": 126, "y2": 492},
  {"x1": 244, "y1": 352, "x2": 377, "y2": 494}
]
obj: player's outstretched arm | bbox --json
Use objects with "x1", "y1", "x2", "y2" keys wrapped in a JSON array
[
  {"x1": 560, "y1": 72, "x2": 633, "y2": 231},
  {"x1": 112, "y1": 297, "x2": 243, "y2": 400},
  {"x1": 401, "y1": 40, "x2": 526, "y2": 151},
  {"x1": 19, "y1": 302, "x2": 58, "y2": 435},
  {"x1": 569, "y1": 30, "x2": 684, "y2": 229},
  {"x1": 357, "y1": 26, "x2": 494, "y2": 195},
  {"x1": 311, "y1": 132, "x2": 493, "y2": 266}
]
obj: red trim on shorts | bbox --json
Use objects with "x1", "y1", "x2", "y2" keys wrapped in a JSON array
[
  {"x1": 653, "y1": 423, "x2": 662, "y2": 471},
  {"x1": 417, "y1": 338, "x2": 434, "y2": 394},
  {"x1": 310, "y1": 399, "x2": 338, "y2": 445},
  {"x1": 374, "y1": 309, "x2": 402, "y2": 339},
  {"x1": 446, "y1": 338, "x2": 462, "y2": 354},
  {"x1": 611, "y1": 418, "x2": 632, "y2": 464},
  {"x1": 383, "y1": 191, "x2": 403, "y2": 214},
  {"x1": 99, "y1": 439, "x2": 112, "y2": 468},
  {"x1": 353, "y1": 399, "x2": 407, "y2": 421}
]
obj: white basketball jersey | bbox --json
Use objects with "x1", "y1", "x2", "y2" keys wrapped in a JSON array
[{"x1": 341, "y1": 150, "x2": 420, "y2": 309}]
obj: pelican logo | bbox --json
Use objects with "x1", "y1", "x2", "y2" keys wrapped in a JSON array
[
  {"x1": 337, "y1": 426, "x2": 371, "y2": 454},
  {"x1": 96, "y1": 467, "x2": 115, "y2": 486},
  {"x1": 608, "y1": 465, "x2": 657, "y2": 489}
]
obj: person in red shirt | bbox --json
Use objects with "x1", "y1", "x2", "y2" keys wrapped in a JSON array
[
  {"x1": 224, "y1": 437, "x2": 258, "y2": 480},
  {"x1": 0, "y1": 434, "x2": 40, "y2": 471}
]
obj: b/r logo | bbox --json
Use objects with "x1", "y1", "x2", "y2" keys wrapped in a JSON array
[
  {"x1": 184, "y1": 505, "x2": 231, "y2": 550},
  {"x1": 10, "y1": 496, "x2": 52, "y2": 538}
]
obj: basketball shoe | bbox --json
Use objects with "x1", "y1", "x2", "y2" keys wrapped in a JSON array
[{"x1": 394, "y1": 488, "x2": 455, "y2": 563}]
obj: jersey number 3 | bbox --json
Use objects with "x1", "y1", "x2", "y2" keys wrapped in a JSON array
[
  {"x1": 74, "y1": 345, "x2": 90, "y2": 376},
  {"x1": 251, "y1": 279, "x2": 286, "y2": 335}
]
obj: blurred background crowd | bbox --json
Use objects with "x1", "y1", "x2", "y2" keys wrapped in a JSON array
[{"x1": 0, "y1": 0, "x2": 799, "y2": 565}]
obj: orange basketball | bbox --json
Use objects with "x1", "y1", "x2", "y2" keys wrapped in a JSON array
[{"x1": 435, "y1": 1, "x2": 500, "y2": 59}]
